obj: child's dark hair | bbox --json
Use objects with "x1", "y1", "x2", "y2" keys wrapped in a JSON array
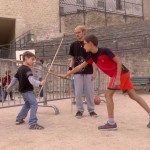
[
  {"x1": 84, "y1": 35, "x2": 98, "y2": 46},
  {"x1": 5, "y1": 70, "x2": 11, "y2": 75},
  {"x1": 40, "y1": 59, "x2": 44, "y2": 64},
  {"x1": 22, "y1": 51, "x2": 36, "y2": 61}
]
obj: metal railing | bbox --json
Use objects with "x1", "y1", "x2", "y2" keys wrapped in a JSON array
[
  {"x1": 5, "y1": 31, "x2": 150, "y2": 59},
  {"x1": 10, "y1": 31, "x2": 33, "y2": 51},
  {"x1": 1, "y1": 28, "x2": 150, "y2": 59},
  {"x1": 0, "y1": 31, "x2": 33, "y2": 59},
  {"x1": 0, "y1": 59, "x2": 108, "y2": 112},
  {"x1": 0, "y1": 60, "x2": 71, "y2": 114},
  {"x1": 59, "y1": 0, "x2": 144, "y2": 25}
]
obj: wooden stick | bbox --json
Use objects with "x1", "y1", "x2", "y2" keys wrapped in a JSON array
[
  {"x1": 38, "y1": 36, "x2": 64, "y2": 96},
  {"x1": 32, "y1": 67, "x2": 71, "y2": 80}
]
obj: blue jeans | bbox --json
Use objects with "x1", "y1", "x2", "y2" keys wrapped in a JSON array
[
  {"x1": 39, "y1": 78, "x2": 43, "y2": 97},
  {"x1": 17, "y1": 91, "x2": 38, "y2": 126}
]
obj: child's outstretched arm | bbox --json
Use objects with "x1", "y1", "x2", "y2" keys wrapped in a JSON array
[
  {"x1": 28, "y1": 76, "x2": 46, "y2": 87},
  {"x1": 7, "y1": 77, "x2": 18, "y2": 92},
  {"x1": 58, "y1": 61, "x2": 88, "y2": 79},
  {"x1": 112, "y1": 56, "x2": 122, "y2": 86}
]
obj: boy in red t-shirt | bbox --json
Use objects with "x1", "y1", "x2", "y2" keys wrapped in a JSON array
[
  {"x1": 59, "y1": 35, "x2": 150, "y2": 130},
  {"x1": 3, "y1": 70, "x2": 13, "y2": 101}
]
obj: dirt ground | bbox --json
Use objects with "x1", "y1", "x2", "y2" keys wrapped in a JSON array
[{"x1": 0, "y1": 92, "x2": 150, "y2": 150}]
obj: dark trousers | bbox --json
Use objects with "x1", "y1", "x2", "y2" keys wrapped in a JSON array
[
  {"x1": 4, "y1": 90, "x2": 13, "y2": 100},
  {"x1": 39, "y1": 78, "x2": 43, "y2": 97}
]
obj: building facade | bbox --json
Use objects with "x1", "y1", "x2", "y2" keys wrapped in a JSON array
[
  {"x1": 0, "y1": 0, "x2": 60, "y2": 45},
  {"x1": 0, "y1": 0, "x2": 150, "y2": 45},
  {"x1": 60, "y1": 0, "x2": 144, "y2": 32}
]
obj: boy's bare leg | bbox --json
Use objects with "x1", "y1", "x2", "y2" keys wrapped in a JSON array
[
  {"x1": 105, "y1": 89, "x2": 116, "y2": 118},
  {"x1": 98, "y1": 89, "x2": 117, "y2": 130},
  {"x1": 127, "y1": 89, "x2": 150, "y2": 128},
  {"x1": 127, "y1": 89, "x2": 150, "y2": 113}
]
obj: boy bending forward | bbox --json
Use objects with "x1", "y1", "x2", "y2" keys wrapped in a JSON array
[{"x1": 59, "y1": 35, "x2": 150, "y2": 130}]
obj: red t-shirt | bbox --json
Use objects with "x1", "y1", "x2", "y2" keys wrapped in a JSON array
[
  {"x1": 3, "y1": 75, "x2": 11, "y2": 86},
  {"x1": 86, "y1": 48, "x2": 129, "y2": 77}
]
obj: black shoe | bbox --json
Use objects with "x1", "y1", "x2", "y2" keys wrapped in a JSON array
[
  {"x1": 29, "y1": 124, "x2": 44, "y2": 130},
  {"x1": 16, "y1": 119, "x2": 25, "y2": 125},
  {"x1": 147, "y1": 121, "x2": 150, "y2": 128},
  {"x1": 75, "y1": 111, "x2": 83, "y2": 119},
  {"x1": 89, "y1": 111, "x2": 98, "y2": 118}
]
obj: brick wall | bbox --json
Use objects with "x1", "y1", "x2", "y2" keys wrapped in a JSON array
[
  {"x1": 143, "y1": 0, "x2": 150, "y2": 20},
  {"x1": 0, "y1": 0, "x2": 60, "y2": 40},
  {"x1": 34, "y1": 20, "x2": 150, "y2": 77},
  {"x1": 60, "y1": 11, "x2": 144, "y2": 33},
  {"x1": 39, "y1": 48, "x2": 150, "y2": 78},
  {"x1": 0, "y1": 0, "x2": 150, "y2": 40}
]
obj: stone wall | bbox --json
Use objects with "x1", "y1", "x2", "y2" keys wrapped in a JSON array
[
  {"x1": 37, "y1": 47, "x2": 150, "y2": 78},
  {"x1": 0, "y1": 0, "x2": 60, "y2": 40},
  {"x1": 60, "y1": 11, "x2": 143, "y2": 33},
  {"x1": 143, "y1": 0, "x2": 150, "y2": 20},
  {"x1": 0, "y1": 0, "x2": 150, "y2": 40},
  {"x1": 117, "y1": 49, "x2": 150, "y2": 77}
]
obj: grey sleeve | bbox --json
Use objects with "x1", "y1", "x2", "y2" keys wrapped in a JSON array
[
  {"x1": 7, "y1": 77, "x2": 18, "y2": 91},
  {"x1": 28, "y1": 76, "x2": 41, "y2": 87},
  {"x1": 37, "y1": 66, "x2": 43, "y2": 79}
]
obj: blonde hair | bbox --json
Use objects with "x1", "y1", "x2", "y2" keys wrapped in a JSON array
[{"x1": 75, "y1": 25, "x2": 86, "y2": 34}]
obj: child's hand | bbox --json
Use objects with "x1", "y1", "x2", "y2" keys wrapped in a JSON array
[
  {"x1": 114, "y1": 79, "x2": 120, "y2": 89},
  {"x1": 91, "y1": 73, "x2": 96, "y2": 81},
  {"x1": 58, "y1": 74, "x2": 68, "y2": 79},
  {"x1": 6, "y1": 87, "x2": 10, "y2": 93},
  {"x1": 40, "y1": 79, "x2": 46, "y2": 86},
  {"x1": 66, "y1": 71, "x2": 72, "y2": 78}
]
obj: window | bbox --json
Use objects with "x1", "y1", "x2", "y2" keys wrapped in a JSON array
[
  {"x1": 77, "y1": 9, "x2": 84, "y2": 13},
  {"x1": 60, "y1": 0, "x2": 64, "y2": 4},
  {"x1": 116, "y1": 0, "x2": 122, "y2": 10},
  {"x1": 76, "y1": 0, "x2": 84, "y2": 5},
  {"x1": 97, "y1": 0, "x2": 105, "y2": 8},
  {"x1": 60, "y1": 7, "x2": 64, "y2": 15}
]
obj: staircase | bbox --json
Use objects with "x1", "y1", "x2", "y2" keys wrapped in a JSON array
[
  {"x1": 7, "y1": 31, "x2": 33, "y2": 59},
  {"x1": 6, "y1": 20, "x2": 150, "y2": 60},
  {"x1": 2, "y1": 20, "x2": 149, "y2": 77}
]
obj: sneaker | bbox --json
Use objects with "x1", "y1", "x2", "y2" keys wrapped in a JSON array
[
  {"x1": 147, "y1": 121, "x2": 150, "y2": 128},
  {"x1": 29, "y1": 124, "x2": 44, "y2": 130},
  {"x1": 16, "y1": 119, "x2": 25, "y2": 125},
  {"x1": 98, "y1": 122, "x2": 117, "y2": 130},
  {"x1": 75, "y1": 111, "x2": 83, "y2": 119},
  {"x1": 89, "y1": 111, "x2": 98, "y2": 118}
]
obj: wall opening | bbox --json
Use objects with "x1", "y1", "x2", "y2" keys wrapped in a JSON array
[{"x1": 0, "y1": 17, "x2": 15, "y2": 58}]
